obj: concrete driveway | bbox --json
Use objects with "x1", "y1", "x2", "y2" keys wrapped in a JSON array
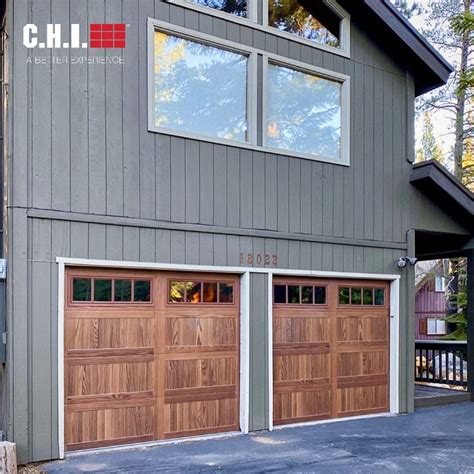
[{"x1": 43, "y1": 403, "x2": 474, "y2": 473}]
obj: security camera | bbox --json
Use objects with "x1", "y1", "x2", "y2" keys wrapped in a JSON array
[{"x1": 397, "y1": 256, "x2": 418, "y2": 269}]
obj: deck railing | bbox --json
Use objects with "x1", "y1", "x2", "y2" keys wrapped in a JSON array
[{"x1": 415, "y1": 340, "x2": 468, "y2": 388}]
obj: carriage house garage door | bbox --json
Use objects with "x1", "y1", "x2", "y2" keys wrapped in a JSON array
[
  {"x1": 273, "y1": 278, "x2": 390, "y2": 425},
  {"x1": 64, "y1": 268, "x2": 240, "y2": 451}
]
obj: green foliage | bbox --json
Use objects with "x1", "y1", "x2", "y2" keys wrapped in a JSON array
[
  {"x1": 390, "y1": 0, "x2": 423, "y2": 18},
  {"x1": 442, "y1": 258, "x2": 468, "y2": 341},
  {"x1": 416, "y1": 111, "x2": 445, "y2": 164}
]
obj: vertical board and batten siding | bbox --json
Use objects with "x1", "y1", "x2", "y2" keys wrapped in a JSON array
[{"x1": 4, "y1": 0, "x2": 470, "y2": 463}]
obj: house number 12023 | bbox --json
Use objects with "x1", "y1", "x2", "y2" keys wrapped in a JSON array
[{"x1": 240, "y1": 253, "x2": 278, "y2": 267}]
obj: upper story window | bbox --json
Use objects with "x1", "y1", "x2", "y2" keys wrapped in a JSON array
[
  {"x1": 267, "y1": 0, "x2": 341, "y2": 49},
  {"x1": 149, "y1": 20, "x2": 350, "y2": 165},
  {"x1": 153, "y1": 31, "x2": 250, "y2": 143},
  {"x1": 165, "y1": 0, "x2": 350, "y2": 56},
  {"x1": 187, "y1": 0, "x2": 247, "y2": 17},
  {"x1": 266, "y1": 62, "x2": 342, "y2": 161}
]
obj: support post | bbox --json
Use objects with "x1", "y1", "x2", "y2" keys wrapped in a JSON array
[{"x1": 467, "y1": 249, "x2": 474, "y2": 399}]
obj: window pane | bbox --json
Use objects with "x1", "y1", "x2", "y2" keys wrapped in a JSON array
[
  {"x1": 268, "y1": 0, "x2": 340, "y2": 47},
  {"x1": 203, "y1": 282, "x2": 218, "y2": 303},
  {"x1": 134, "y1": 280, "x2": 151, "y2": 302},
  {"x1": 189, "y1": 0, "x2": 247, "y2": 17},
  {"x1": 351, "y1": 288, "x2": 362, "y2": 305},
  {"x1": 314, "y1": 286, "x2": 326, "y2": 305},
  {"x1": 374, "y1": 288, "x2": 385, "y2": 306},
  {"x1": 274, "y1": 285, "x2": 286, "y2": 304},
  {"x1": 72, "y1": 278, "x2": 92, "y2": 301},
  {"x1": 94, "y1": 279, "x2": 112, "y2": 302},
  {"x1": 267, "y1": 63, "x2": 341, "y2": 160},
  {"x1": 301, "y1": 286, "x2": 313, "y2": 304},
  {"x1": 427, "y1": 318, "x2": 437, "y2": 335},
  {"x1": 185, "y1": 282, "x2": 201, "y2": 303},
  {"x1": 288, "y1": 285, "x2": 300, "y2": 304},
  {"x1": 363, "y1": 288, "x2": 373, "y2": 305},
  {"x1": 437, "y1": 319, "x2": 447, "y2": 335},
  {"x1": 154, "y1": 32, "x2": 248, "y2": 142},
  {"x1": 169, "y1": 281, "x2": 185, "y2": 303},
  {"x1": 339, "y1": 287, "x2": 349, "y2": 305},
  {"x1": 114, "y1": 279, "x2": 132, "y2": 302},
  {"x1": 219, "y1": 283, "x2": 234, "y2": 303}
]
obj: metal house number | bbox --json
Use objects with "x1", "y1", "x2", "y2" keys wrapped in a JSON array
[{"x1": 240, "y1": 253, "x2": 278, "y2": 267}]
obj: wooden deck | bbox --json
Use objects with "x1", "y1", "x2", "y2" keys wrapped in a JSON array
[{"x1": 415, "y1": 383, "x2": 471, "y2": 408}]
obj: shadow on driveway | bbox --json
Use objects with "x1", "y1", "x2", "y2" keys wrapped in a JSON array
[{"x1": 43, "y1": 403, "x2": 474, "y2": 473}]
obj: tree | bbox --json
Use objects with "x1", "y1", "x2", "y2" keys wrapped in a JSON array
[
  {"x1": 390, "y1": 0, "x2": 423, "y2": 19},
  {"x1": 443, "y1": 258, "x2": 468, "y2": 341},
  {"x1": 418, "y1": 0, "x2": 474, "y2": 188},
  {"x1": 416, "y1": 111, "x2": 445, "y2": 164}
]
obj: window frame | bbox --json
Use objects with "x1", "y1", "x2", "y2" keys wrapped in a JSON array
[
  {"x1": 166, "y1": 278, "x2": 236, "y2": 305},
  {"x1": 164, "y1": 0, "x2": 351, "y2": 58},
  {"x1": 262, "y1": 0, "x2": 350, "y2": 57},
  {"x1": 262, "y1": 54, "x2": 350, "y2": 165},
  {"x1": 148, "y1": 18, "x2": 351, "y2": 166},
  {"x1": 435, "y1": 275, "x2": 446, "y2": 293},
  {"x1": 426, "y1": 317, "x2": 447, "y2": 336},
  {"x1": 69, "y1": 275, "x2": 153, "y2": 305}
]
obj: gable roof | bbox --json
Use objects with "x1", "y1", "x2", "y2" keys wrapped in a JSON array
[
  {"x1": 410, "y1": 160, "x2": 474, "y2": 231},
  {"x1": 339, "y1": 0, "x2": 453, "y2": 96}
]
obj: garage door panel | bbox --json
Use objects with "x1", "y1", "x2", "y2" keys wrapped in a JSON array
[
  {"x1": 336, "y1": 316, "x2": 388, "y2": 344},
  {"x1": 65, "y1": 317, "x2": 154, "y2": 350},
  {"x1": 274, "y1": 353, "x2": 330, "y2": 383},
  {"x1": 338, "y1": 384, "x2": 388, "y2": 416},
  {"x1": 337, "y1": 351, "x2": 388, "y2": 378},
  {"x1": 165, "y1": 357, "x2": 238, "y2": 390},
  {"x1": 165, "y1": 316, "x2": 238, "y2": 351},
  {"x1": 274, "y1": 390, "x2": 331, "y2": 425},
  {"x1": 66, "y1": 406, "x2": 155, "y2": 451},
  {"x1": 66, "y1": 361, "x2": 154, "y2": 398},
  {"x1": 164, "y1": 398, "x2": 238, "y2": 438},
  {"x1": 273, "y1": 316, "x2": 330, "y2": 344}
]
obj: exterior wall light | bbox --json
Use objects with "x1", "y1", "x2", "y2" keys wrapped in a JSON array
[{"x1": 397, "y1": 256, "x2": 418, "y2": 269}]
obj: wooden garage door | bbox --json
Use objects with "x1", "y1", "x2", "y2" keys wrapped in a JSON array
[
  {"x1": 273, "y1": 278, "x2": 390, "y2": 425},
  {"x1": 64, "y1": 268, "x2": 240, "y2": 451}
]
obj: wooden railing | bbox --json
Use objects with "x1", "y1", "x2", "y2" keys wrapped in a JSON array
[{"x1": 415, "y1": 340, "x2": 468, "y2": 388}]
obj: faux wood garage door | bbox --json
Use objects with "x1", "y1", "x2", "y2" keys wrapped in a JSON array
[
  {"x1": 273, "y1": 278, "x2": 390, "y2": 425},
  {"x1": 64, "y1": 268, "x2": 240, "y2": 451}
]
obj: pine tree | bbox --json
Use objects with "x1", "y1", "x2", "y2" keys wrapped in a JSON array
[{"x1": 415, "y1": 111, "x2": 445, "y2": 164}]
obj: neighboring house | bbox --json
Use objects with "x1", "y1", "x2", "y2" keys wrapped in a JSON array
[
  {"x1": 415, "y1": 260, "x2": 449, "y2": 340},
  {"x1": 0, "y1": 0, "x2": 473, "y2": 465}
]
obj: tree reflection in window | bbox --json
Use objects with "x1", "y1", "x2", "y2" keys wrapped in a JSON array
[
  {"x1": 190, "y1": 0, "x2": 247, "y2": 17},
  {"x1": 267, "y1": 63, "x2": 341, "y2": 160},
  {"x1": 268, "y1": 0, "x2": 340, "y2": 48},
  {"x1": 154, "y1": 32, "x2": 248, "y2": 142}
]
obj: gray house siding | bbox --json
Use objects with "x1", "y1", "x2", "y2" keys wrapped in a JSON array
[{"x1": 4, "y1": 0, "x2": 469, "y2": 463}]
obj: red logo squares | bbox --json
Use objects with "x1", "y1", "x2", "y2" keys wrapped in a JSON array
[{"x1": 89, "y1": 24, "x2": 126, "y2": 48}]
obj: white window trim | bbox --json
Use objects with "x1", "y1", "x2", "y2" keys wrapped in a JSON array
[
  {"x1": 426, "y1": 317, "x2": 447, "y2": 336},
  {"x1": 435, "y1": 275, "x2": 446, "y2": 293},
  {"x1": 148, "y1": 18, "x2": 351, "y2": 166},
  {"x1": 164, "y1": 0, "x2": 351, "y2": 58}
]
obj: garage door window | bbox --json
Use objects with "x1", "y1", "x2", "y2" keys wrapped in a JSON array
[
  {"x1": 273, "y1": 284, "x2": 326, "y2": 305},
  {"x1": 339, "y1": 286, "x2": 385, "y2": 306},
  {"x1": 169, "y1": 280, "x2": 234, "y2": 304},
  {"x1": 71, "y1": 277, "x2": 152, "y2": 303}
]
